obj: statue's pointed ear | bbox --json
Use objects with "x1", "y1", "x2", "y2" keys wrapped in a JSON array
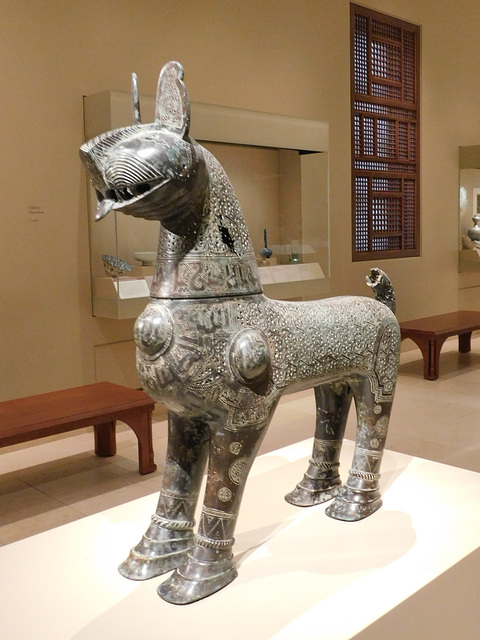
[{"x1": 155, "y1": 61, "x2": 190, "y2": 137}]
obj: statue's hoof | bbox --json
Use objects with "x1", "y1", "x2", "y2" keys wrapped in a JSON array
[
  {"x1": 119, "y1": 548, "x2": 189, "y2": 581},
  {"x1": 118, "y1": 531, "x2": 193, "y2": 581},
  {"x1": 325, "y1": 486, "x2": 382, "y2": 521},
  {"x1": 157, "y1": 555, "x2": 238, "y2": 604},
  {"x1": 284, "y1": 480, "x2": 341, "y2": 507}
]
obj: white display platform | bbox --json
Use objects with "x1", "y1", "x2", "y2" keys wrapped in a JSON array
[{"x1": 2, "y1": 439, "x2": 480, "y2": 639}]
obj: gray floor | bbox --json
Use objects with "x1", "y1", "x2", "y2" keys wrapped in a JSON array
[{"x1": 2, "y1": 335, "x2": 480, "y2": 546}]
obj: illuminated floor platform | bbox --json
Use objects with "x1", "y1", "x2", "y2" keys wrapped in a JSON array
[{"x1": 2, "y1": 438, "x2": 480, "y2": 639}]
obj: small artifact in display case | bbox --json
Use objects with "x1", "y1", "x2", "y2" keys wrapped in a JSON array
[
  {"x1": 467, "y1": 214, "x2": 480, "y2": 248},
  {"x1": 80, "y1": 61, "x2": 401, "y2": 605},
  {"x1": 102, "y1": 254, "x2": 132, "y2": 277},
  {"x1": 133, "y1": 251, "x2": 156, "y2": 266},
  {"x1": 259, "y1": 228, "x2": 273, "y2": 263}
]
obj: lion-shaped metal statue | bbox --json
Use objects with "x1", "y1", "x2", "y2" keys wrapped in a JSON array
[{"x1": 80, "y1": 61, "x2": 400, "y2": 605}]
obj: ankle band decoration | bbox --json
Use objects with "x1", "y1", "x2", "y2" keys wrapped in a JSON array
[
  {"x1": 349, "y1": 469, "x2": 381, "y2": 481},
  {"x1": 195, "y1": 534, "x2": 235, "y2": 549},
  {"x1": 151, "y1": 514, "x2": 195, "y2": 530},
  {"x1": 309, "y1": 459, "x2": 340, "y2": 470}
]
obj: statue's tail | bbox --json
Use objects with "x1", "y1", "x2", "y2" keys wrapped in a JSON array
[{"x1": 366, "y1": 268, "x2": 396, "y2": 315}]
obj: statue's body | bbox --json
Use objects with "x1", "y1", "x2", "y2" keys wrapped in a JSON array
[{"x1": 80, "y1": 62, "x2": 400, "y2": 605}]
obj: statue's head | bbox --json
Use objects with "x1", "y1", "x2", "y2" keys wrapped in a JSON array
[{"x1": 80, "y1": 62, "x2": 209, "y2": 231}]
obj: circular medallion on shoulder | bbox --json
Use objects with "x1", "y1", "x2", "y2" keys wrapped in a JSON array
[
  {"x1": 228, "y1": 328, "x2": 271, "y2": 385},
  {"x1": 134, "y1": 304, "x2": 173, "y2": 359}
]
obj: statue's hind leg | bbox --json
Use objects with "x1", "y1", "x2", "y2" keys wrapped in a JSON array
[
  {"x1": 119, "y1": 412, "x2": 209, "y2": 580},
  {"x1": 158, "y1": 420, "x2": 269, "y2": 604},
  {"x1": 285, "y1": 381, "x2": 352, "y2": 507},
  {"x1": 325, "y1": 376, "x2": 393, "y2": 521}
]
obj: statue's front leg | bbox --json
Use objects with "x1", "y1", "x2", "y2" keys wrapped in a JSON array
[
  {"x1": 158, "y1": 421, "x2": 268, "y2": 604},
  {"x1": 119, "y1": 412, "x2": 209, "y2": 581}
]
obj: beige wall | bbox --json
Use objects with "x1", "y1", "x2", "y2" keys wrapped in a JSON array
[{"x1": 2, "y1": 0, "x2": 480, "y2": 400}]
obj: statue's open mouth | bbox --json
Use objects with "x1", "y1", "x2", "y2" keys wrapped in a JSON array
[{"x1": 94, "y1": 176, "x2": 169, "y2": 220}]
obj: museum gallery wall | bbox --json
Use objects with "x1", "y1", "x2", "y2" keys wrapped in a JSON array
[{"x1": 1, "y1": 0, "x2": 479, "y2": 402}]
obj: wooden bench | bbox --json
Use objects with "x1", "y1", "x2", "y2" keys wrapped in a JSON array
[
  {"x1": 399, "y1": 310, "x2": 480, "y2": 380},
  {"x1": 0, "y1": 382, "x2": 157, "y2": 474}
]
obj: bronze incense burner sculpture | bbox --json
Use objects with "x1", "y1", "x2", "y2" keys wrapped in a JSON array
[{"x1": 80, "y1": 61, "x2": 400, "y2": 605}]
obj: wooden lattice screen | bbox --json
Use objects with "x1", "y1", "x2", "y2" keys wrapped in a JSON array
[{"x1": 351, "y1": 4, "x2": 420, "y2": 261}]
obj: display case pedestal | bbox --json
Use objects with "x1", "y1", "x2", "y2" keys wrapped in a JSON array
[{"x1": 2, "y1": 438, "x2": 480, "y2": 639}]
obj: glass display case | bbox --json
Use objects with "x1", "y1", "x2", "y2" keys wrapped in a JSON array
[
  {"x1": 458, "y1": 146, "x2": 480, "y2": 309},
  {"x1": 459, "y1": 146, "x2": 480, "y2": 270},
  {"x1": 83, "y1": 91, "x2": 329, "y2": 318}
]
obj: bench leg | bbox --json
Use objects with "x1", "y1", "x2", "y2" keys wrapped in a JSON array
[
  {"x1": 426, "y1": 337, "x2": 449, "y2": 380},
  {"x1": 94, "y1": 420, "x2": 117, "y2": 457},
  {"x1": 407, "y1": 336, "x2": 447, "y2": 380},
  {"x1": 459, "y1": 332, "x2": 472, "y2": 353},
  {"x1": 121, "y1": 408, "x2": 157, "y2": 475}
]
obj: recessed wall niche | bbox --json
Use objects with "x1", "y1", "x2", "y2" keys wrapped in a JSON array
[
  {"x1": 459, "y1": 145, "x2": 480, "y2": 310},
  {"x1": 83, "y1": 91, "x2": 329, "y2": 318}
]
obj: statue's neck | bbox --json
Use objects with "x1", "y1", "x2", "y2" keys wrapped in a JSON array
[{"x1": 150, "y1": 148, "x2": 262, "y2": 299}]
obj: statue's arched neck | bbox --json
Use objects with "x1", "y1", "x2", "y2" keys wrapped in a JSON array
[{"x1": 150, "y1": 147, "x2": 263, "y2": 300}]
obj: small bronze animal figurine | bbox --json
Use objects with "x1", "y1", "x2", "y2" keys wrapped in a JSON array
[{"x1": 80, "y1": 62, "x2": 400, "y2": 605}]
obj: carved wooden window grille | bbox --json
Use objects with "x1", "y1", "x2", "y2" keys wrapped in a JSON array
[{"x1": 351, "y1": 4, "x2": 420, "y2": 260}]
